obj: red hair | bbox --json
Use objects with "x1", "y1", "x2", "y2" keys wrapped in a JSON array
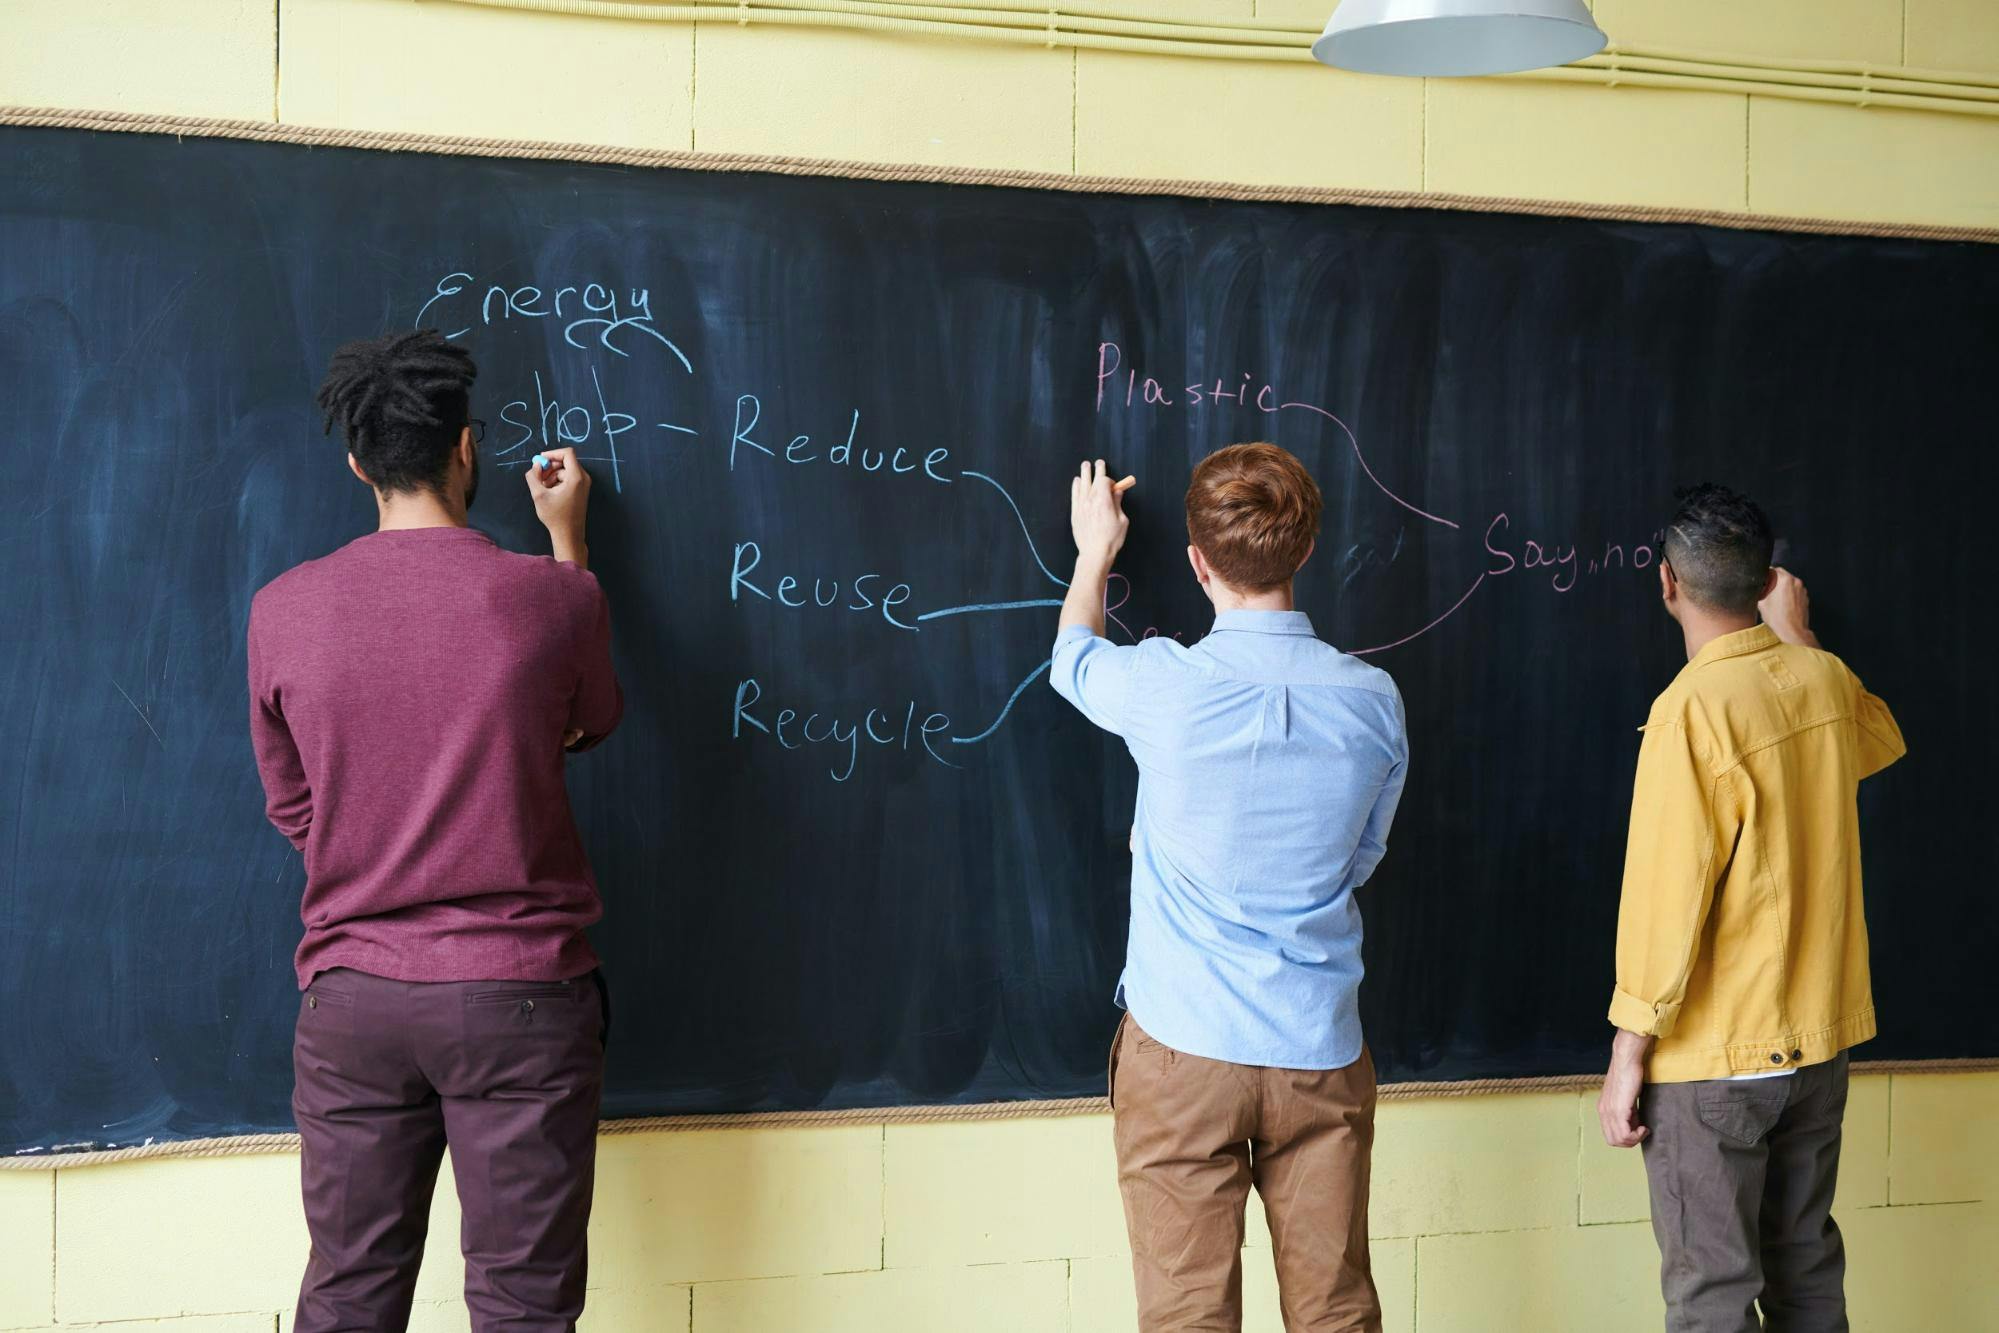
[{"x1": 1184, "y1": 443, "x2": 1322, "y2": 590}]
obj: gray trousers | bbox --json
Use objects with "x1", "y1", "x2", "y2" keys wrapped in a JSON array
[{"x1": 1640, "y1": 1052, "x2": 1849, "y2": 1333}]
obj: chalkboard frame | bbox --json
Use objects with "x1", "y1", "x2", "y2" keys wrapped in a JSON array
[
  {"x1": 2, "y1": 105, "x2": 1994, "y2": 1170},
  {"x1": 5, "y1": 104, "x2": 1995, "y2": 247}
]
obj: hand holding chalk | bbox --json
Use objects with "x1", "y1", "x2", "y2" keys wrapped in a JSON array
[
  {"x1": 1759, "y1": 567, "x2": 1819, "y2": 650},
  {"x1": 525, "y1": 446, "x2": 592, "y2": 569},
  {"x1": 1069, "y1": 458, "x2": 1135, "y2": 566}
]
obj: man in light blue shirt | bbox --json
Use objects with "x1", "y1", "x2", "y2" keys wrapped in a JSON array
[{"x1": 1052, "y1": 445, "x2": 1407, "y2": 1333}]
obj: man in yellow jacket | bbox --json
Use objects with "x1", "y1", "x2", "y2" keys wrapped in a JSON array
[{"x1": 1597, "y1": 484, "x2": 1905, "y2": 1333}]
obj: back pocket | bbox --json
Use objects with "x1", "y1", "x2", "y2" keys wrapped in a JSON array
[
  {"x1": 1695, "y1": 1084, "x2": 1789, "y2": 1146},
  {"x1": 468, "y1": 984, "x2": 578, "y2": 1005}
]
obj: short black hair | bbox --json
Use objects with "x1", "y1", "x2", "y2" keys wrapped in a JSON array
[
  {"x1": 1663, "y1": 483, "x2": 1774, "y2": 615},
  {"x1": 316, "y1": 330, "x2": 477, "y2": 495}
]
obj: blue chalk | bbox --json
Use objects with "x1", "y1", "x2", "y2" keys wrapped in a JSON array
[{"x1": 532, "y1": 454, "x2": 550, "y2": 471}]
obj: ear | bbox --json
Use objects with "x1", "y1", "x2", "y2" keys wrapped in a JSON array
[
  {"x1": 1186, "y1": 544, "x2": 1210, "y2": 586},
  {"x1": 1761, "y1": 567, "x2": 1780, "y2": 600},
  {"x1": 1296, "y1": 538, "x2": 1316, "y2": 574},
  {"x1": 346, "y1": 452, "x2": 374, "y2": 488},
  {"x1": 1658, "y1": 560, "x2": 1676, "y2": 604},
  {"x1": 457, "y1": 425, "x2": 476, "y2": 469}
]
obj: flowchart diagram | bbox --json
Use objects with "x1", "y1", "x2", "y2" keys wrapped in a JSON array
[{"x1": 417, "y1": 271, "x2": 1665, "y2": 784}]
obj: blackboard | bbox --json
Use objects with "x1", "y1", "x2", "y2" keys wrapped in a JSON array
[{"x1": 2, "y1": 123, "x2": 1994, "y2": 1158}]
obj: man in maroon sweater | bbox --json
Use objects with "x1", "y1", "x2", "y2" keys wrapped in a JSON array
[{"x1": 249, "y1": 330, "x2": 623, "y2": 1332}]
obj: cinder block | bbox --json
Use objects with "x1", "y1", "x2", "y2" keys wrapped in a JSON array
[
  {"x1": 588, "y1": 1126, "x2": 881, "y2": 1285},
  {"x1": 280, "y1": 0, "x2": 694, "y2": 149},
  {"x1": 1068, "y1": 1244, "x2": 1409, "y2": 1332},
  {"x1": 1426, "y1": 79, "x2": 1748, "y2": 212},
  {"x1": 579, "y1": 1283, "x2": 692, "y2": 1332},
  {"x1": 1066, "y1": 1254, "x2": 1142, "y2": 1332},
  {"x1": 692, "y1": 24, "x2": 1071, "y2": 172},
  {"x1": 1906, "y1": 0, "x2": 1999, "y2": 75},
  {"x1": 1373, "y1": 1236, "x2": 1415, "y2": 1333},
  {"x1": 283, "y1": 1283, "x2": 692, "y2": 1331},
  {"x1": 1838, "y1": 1072, "x2": 1891, "y2": 1210},
  {"x1": 883, "y1": 1115, "x2": 1127, "y2": 1267},
  {"x1": 412, "y1": 1149, "x2": 468, "y2": 1303},
  {"x1": 691, "y1": 1259, "x2": 1069, "y2": 1333},
  {"x1": 1579, "y1": 1090, "x2": 1652, "y2": 1226},
  {"x1": 1075, "y1": 53, "x2": 1422, "y2": 191},
  {"x1": 18, "y1": 1315, "x2": 279, "y2": 1333},
  {"x1": 1416, "y1": 1221, "x2": 1663, "y2": 1332},
  {"x1": 1748, "y1": 98, "x2": 1999, "y2": 228},
  {"x1": 1579, "y1": 1073, "x2": 1891, "y2": 1225},
  {"x1": 283, "y1": 1297, "x2": 467, "y2": 1333},
  {"x1": 1889, "y1": 1070, "x2": 1999, "y2": 1204},
  {"x1": 0, "y1": 1171, "x2": 52, "y2": 1328},
  {"x1": 404, "y1": 1302, "x2": 467, "y2": 1333},
  {"x1": 1371, "y1": 1091, "x2": 1579, "y2": 1238},
  {"x1": 1066, "y1": 1250, "x2": 1284, "y2": 1333},
  {"x1": 1058, "y1": 1222, "x2": 1401, "y2": 1330},
  {"x1": 1593, "y1": 0, "x2": 1902, "y2": 66},
  {"x1": 1244, "y1": 1187, "x2": 1271, "y2": 1250},
  {"x1": 276, "y1": 1145, "x2": 594, "y2": 1314},
  {"x1": 54, "y1": 1153, "x2": 306, "y2": 1323},
  {"x1": 1841, "y1": 1199, "x2": 1999, "y2": 1331},
  {"x1": 0, "y1": 0, "x2": 273, "y2": 122}
]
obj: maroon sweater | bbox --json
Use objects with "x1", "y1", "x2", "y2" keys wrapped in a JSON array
[{"x1": 248, "y1": 526, "x2": 622, "y2": 987}]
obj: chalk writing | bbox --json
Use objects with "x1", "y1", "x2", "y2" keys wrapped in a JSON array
[
  {"x1": 494, "y1": 366, "x2": 641, "y2": 492},
  {"x1": 1093, "y1": 342, "x2": 1459, "y2": 531},
  {"x1": 1483, "y1": 513, "x2": 1664, "y2": 593},
  {"x1": 729, "y1": 395, "x2": 954, "y2": 485},
  {"x1": 1095, "y1": 341, "x2": 1287, "y2": 415},
  {"x1": 415, "y1": 270, "x2": 693, "y2": 368},
  {"x1": 730, "y1": 540, "x2": 919, "y2": 631},
  {"x1": 732, "y1": 678, "x2": 958, "y2": 782}
]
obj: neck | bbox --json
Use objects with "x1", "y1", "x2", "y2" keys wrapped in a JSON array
[
  {"x1": 375, "y1": 489, "x2": 468, "y2": 531},
  {"x1": 1210, "y1": 582, "x2": 1295, "y2": 614},
  {"x1": 1679, "y1": 607, "x2": 1758, "y2": 662}
]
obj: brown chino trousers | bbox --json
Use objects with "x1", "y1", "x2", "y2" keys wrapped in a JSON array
[
  {"x1": 1110, "y1": 1015, "x2": 1381, "y2": 1332},
  {"x1": 292, "y1": 967, "x2": 608, "y2": 1333}
]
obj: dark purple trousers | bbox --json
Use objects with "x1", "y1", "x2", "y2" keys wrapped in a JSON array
[{"x1": 292, "y1": 967, "x2": 606, "y2": 1333}]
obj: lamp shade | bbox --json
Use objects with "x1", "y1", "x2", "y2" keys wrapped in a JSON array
[{"x1": 1313, "y1": 0, "x2": 1607, "y2": 77}]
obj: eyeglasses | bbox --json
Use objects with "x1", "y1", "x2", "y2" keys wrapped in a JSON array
[{"x1": 468, "y1": 418, "x2": 487, "y2": 444}]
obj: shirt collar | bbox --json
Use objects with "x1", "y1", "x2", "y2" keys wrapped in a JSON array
[
  {"x1": 1211, "y1": 609, "x2": 1317, "y2": 637},
  {"x1": 1690, "y1": 622, "x2": 1780, "y2": 668}
]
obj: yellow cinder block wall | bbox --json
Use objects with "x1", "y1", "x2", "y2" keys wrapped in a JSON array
[{"x1": 4, "y1": 2, "x2": 1997, "y2": 1330}]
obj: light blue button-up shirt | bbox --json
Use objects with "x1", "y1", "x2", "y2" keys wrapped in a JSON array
[{"x1": 1050, "y1": 610, "x2": 1408, "y2": 1069}]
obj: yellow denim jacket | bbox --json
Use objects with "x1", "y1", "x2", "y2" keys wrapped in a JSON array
[{"x1": 1609, "y1": 624, "x2": 1905, "y2": 1083}]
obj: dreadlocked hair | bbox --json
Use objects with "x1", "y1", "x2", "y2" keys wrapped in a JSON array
[{"x1": 316, "y1": 330, "x2": 478, "y2": 495}]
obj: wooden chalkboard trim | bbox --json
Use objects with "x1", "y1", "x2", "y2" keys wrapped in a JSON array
[
  {"x1": 5, "y1": 1058, "x2": 1994, "y2": 1170},
  {"x1": 5, "y1": 105, "x2": 1997, "y2": 246}
]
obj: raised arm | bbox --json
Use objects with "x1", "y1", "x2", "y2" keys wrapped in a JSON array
[
  {"x1": 1058, "y1": 459, "x2": 1134, "y2": 639},
  {"x1": 1760, "y1": 567, "x2": 1905, "y2": 777},
  {"x1": 1050, "y1": 460, "x2": 1139, "y2": 734}
]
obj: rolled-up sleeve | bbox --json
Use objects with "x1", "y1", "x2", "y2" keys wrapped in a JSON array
[
  {"x1": 1049, "y1": 624, "x2": 1137, "y2": 736},
  {"x1": 1608, "y1": 719, "x2": 1738, "y2": 1038}
]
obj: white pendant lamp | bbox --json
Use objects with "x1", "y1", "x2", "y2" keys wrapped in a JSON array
[{"x1": 1313, "y1": 0, "x2": 1607, "y2": 77}]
